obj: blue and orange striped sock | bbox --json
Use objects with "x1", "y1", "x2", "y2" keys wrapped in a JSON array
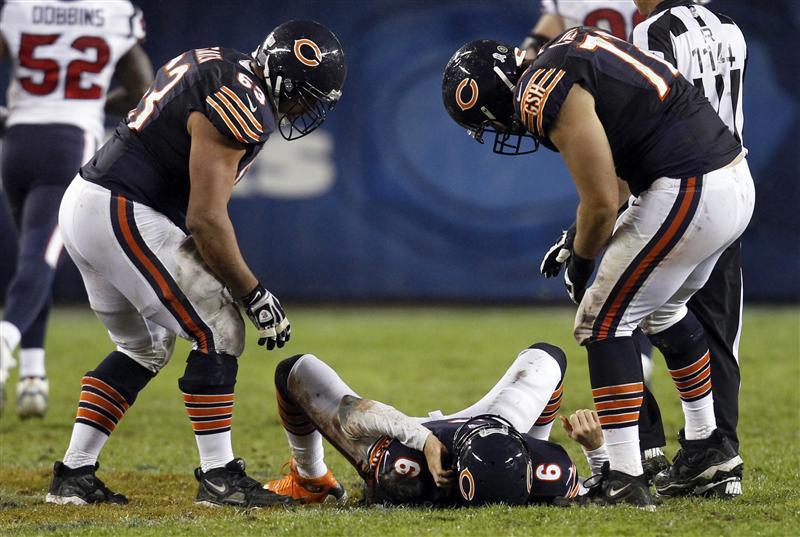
[
  {"x1": 529, "y1": 380, "x2": 563, "y2": 440},
  {"x1": 650, "y1": 312, "x2": 716, "y2": 441},
  {"x1": 587, "y1": 337, "x2": 644, "y2": 476},
  {"x1": 63, "y1": 351, "x2": 154, "y2": 468},
  {"x1": 178, "y1": 351, "x2": 238, "y2": 472}
]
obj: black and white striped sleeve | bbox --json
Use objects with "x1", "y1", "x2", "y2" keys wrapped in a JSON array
[{"x1": 632, "y1": 11, "x2": 677, "y2": 67}]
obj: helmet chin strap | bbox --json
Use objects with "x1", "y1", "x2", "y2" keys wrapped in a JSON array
[
  {"x1": 272, "y1": 75, "x2": 283, "y2": 113},
  {"x1": 493, "y1": 65, "x2": 516, "y2": 91}
]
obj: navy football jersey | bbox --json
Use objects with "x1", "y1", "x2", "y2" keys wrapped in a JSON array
[
  {"x1": 367, "y1": 418, "x2": 579, "y2": 505},
  {"x1": 514, "y1": 27, "x2": 741, "y2": 195},
  {"x1": 81, "y1": 47, "x2": 276, "y2": 227}
]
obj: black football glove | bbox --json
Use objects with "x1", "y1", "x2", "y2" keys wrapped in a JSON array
[
  {"x1": 564, "y1": 254, "x2": 595, "y2": 305},
  {"x1": 239, "y1": 284, "x2": 291, "y2": 350},
  {"x1": 540, "y1": 223, "x2": 576, "y2": 278}
]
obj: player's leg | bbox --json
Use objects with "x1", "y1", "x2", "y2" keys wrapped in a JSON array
[
  {"x1": 0, "y1": 125, "x2": 95, "y2": 418},
  {"x1": 8, "y1": 184, "x2": 70, "y2": 418},
  {"x1": 641, "y1": 163, "x2": 753, "y2": 499},
  {"x1": 53, "y1": 178, "x2": 287, "y2": 507},
  {"x1": 101, "y1": 190, "x2": 288, "y2": 506},
  {"x1": 573, "y1": 174, "x2": 745, "y2": 507},
  {"x1": 267, "y1": 353, "x2": 360, "y2": 502},
  {"x1": 686, "y1": 240, "x2": 742, "y2": 451},
  {"x1": 16, "y1": 300, "x2": 51, "y2": 418},
  {"x1": 46, "y1": 271, "x2": 160, "y2": 504},
  {"x1": 436, "y1": 343, "x2": 566, "y2": 439},
  {"x1": 645, "y1": 258, "x2": 743, "y2": 498}
]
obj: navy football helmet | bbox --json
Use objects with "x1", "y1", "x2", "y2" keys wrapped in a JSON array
[
  {"x1": 253, "y1": 20, "x2": 347, "y2": 140},
  {"x1": 453, "y1": 415, "x2": 532, "y2": 506},
  {"x1": 442, "y1": 40, "x2": 538, "y2": 155}
]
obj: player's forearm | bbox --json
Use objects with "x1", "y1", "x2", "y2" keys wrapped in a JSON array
[
  {"x1": 338, "y1": 396, "x2": 431, "y2": 451},
  {"x1": 583, "y1": 444, "x2": 609, "y2": 476},
  {"x1": 186, "y1": 211, "x2": 258, "y2": 298},
  {"x1": 573, "y1": 203, "x2": 615, "y2": 259}
]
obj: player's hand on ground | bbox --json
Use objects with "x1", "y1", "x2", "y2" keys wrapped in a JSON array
[
  {"x1": 564, "y1": 254, "x2": 595, "y2": 304},
  {"x1": 423, "y1": 433, "x2": 454, "y2": 488},
  {"x1": 560, "y1": 409, "x2": 603, "y2": 451},
  {"x1": 540, "y1": 223, "x2": 576, "y2": 278},
  {"x1": 239, "y1": 284, "x2": 291, "y2": 350}
]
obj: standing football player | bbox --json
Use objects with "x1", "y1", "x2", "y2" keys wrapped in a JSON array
[
  {"x1": 631, "y1": 0, "x2": 748, "y2": 498},
  {"x1": 520, "y1": 0, "x2": 671, "y2": 481},
  {"x1": 0, "y1": 0, "x2": 153, "y2": 418},
  {"x1": 442, "y1": 29, "x2": 753, "y2": 508},
  {"x1": 264, "y1": 343, "x2": 618, "y2": 506},
  {"x1": 46, "y1": 20, "x2": 346, "y2": 507}
]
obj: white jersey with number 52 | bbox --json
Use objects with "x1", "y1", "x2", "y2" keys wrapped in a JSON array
[{"x1": 0, "y1": 0, "x2": 145, "y2": 140}]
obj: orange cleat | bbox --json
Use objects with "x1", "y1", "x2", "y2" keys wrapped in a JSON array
[{"x1": 264, "y1": 459, "x2": 347, "y2": 504}]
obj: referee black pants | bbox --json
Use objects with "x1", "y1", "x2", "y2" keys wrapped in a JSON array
[{"x1": 639, "y1": 239, "x2": 742, "y2": 452}]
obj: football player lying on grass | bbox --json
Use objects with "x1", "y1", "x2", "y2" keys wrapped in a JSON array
[{"x1": 264, "y1": 343, "x2": 615, "y2": 506}]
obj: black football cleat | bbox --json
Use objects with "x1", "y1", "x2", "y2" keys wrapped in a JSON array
[
  {"x1": 579, "y1": 463, "x2": 656, "y2": 511},
  {"x1": 194, "y1": 458, "x2": 295, "y2": 508},
  {"x1": 642, "y1": 449, "x2": 671, "y2": 486},
  {"x1": 654, "y1": 429, "x2": 743, "y2": 499},
  {"x1": 45, "y1": 461, "x2": 128, "y2": 505}
]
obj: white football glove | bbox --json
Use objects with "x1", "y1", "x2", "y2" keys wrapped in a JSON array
[
  {"x1": 239, "y1": 284, "x2": 291, "y2": 350},
  {"x1": 540, "y1": 224, "x2": 576, "y2": 278}
]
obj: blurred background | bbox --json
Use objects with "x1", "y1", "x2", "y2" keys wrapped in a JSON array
[{"x1": 1, "y1": 0, "x2": 798, "y2": 304}]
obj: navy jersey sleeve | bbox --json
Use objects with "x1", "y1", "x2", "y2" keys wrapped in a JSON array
[
  {"x1": 526, "y1": 437, "x2": 580, "y2": 502},
  {"x1": 514, "y1": 59, "x2": 574, "y2": 147},
  {"x1": 200, "y1": 58, "x2": 273, "y2": 146}
]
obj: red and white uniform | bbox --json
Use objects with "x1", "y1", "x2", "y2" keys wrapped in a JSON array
[
  {"x1": 0, "y1": 0, "x2": 145, "y2": 141},
  {"x1": 541, "y1": 0, "x2": 645, "y2": 40}
]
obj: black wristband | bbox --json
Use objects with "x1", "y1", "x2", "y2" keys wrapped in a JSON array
[
  {"x1": 240, "y1": 283, "x2": 265, "y2": 305},
  {"x1": 570, "y1": 253, "x2": 596, "y2": 276}
]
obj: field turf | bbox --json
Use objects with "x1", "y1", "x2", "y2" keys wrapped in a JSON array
[{"x1": 0, "y1": 306, "x2": 798, "y2": 536}]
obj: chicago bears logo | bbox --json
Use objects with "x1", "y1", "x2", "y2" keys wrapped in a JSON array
[
  {"x1": 459, "y1": 468, "x2": 475, "y2": 501},
  {"x1": 526, "y1": 460, "x2": 533, "y2": 494},
  {"x1": 455, "y1": 78, "x2": 479, "y2": 111},
  {"x1": 294, "y1": 38, "x2": 322, "y2": 67}
]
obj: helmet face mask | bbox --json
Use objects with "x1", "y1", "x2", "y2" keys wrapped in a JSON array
[
  {"x1": 453, "y1": 415, "x2": 533, "y2": 506},
  {"x1": 253, "y1": 20, "x2": 346, "y2": 141},
  {"x1": 442, "y1": 41, "x2": 539, "y2": 156}
]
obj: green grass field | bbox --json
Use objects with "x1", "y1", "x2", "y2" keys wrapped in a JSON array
[{"x1": 1, "y1": 306, "x2": 798, "y2": 536}]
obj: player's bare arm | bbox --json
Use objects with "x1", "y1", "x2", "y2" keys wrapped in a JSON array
[
  {"x1": 338, "y1": 395, "x2": 454, "y2": 488},
  {"x1": 549, "y1": 84, "x2": 619, "y2": 260},
  {"x1": 105, "y1": 44, "x2": 154, "y2": 117},
  {"x1": 186, "y1": 111, "x2": 257, "y2": 297},
  {"x1": 522, "y1": 12, "x2": 565, "y2": 62}
]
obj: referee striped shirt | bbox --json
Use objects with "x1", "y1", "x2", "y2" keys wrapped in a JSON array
[{"x1": 633, "y1": 0, "x2": 747, "y2": 145}]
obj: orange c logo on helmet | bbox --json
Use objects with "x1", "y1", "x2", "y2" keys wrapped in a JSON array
[
  {"x1": 455, "y1": 78, "x2": 479, "y2": 111},
  {"x1": 294, "y1": 38, "x2": 322, "y2": 67},
  {"x1": 459, "y1": 468, "x2": 475, "y2": 501}
]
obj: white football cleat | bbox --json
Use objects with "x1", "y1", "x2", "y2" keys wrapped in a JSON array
[{"x1": 17, "y1": 377, "x2": 49, "y2": 419}]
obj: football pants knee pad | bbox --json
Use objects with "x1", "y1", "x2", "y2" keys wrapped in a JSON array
[
  {"x1": 274, "y1": 354, "x2": 306, "y2": 401},
  {"x1": 88, "y1": 350, "x2": 156, "y2": 406},
  {"x1": 647, "y1": 310, "x2": 706, "y2": 360},
  {"x1": 527, "y1": 342, "x2": 567, "y2": 378},
  {"x1": 177, "y1": 350, "x2": 238, "y2": 394}
]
